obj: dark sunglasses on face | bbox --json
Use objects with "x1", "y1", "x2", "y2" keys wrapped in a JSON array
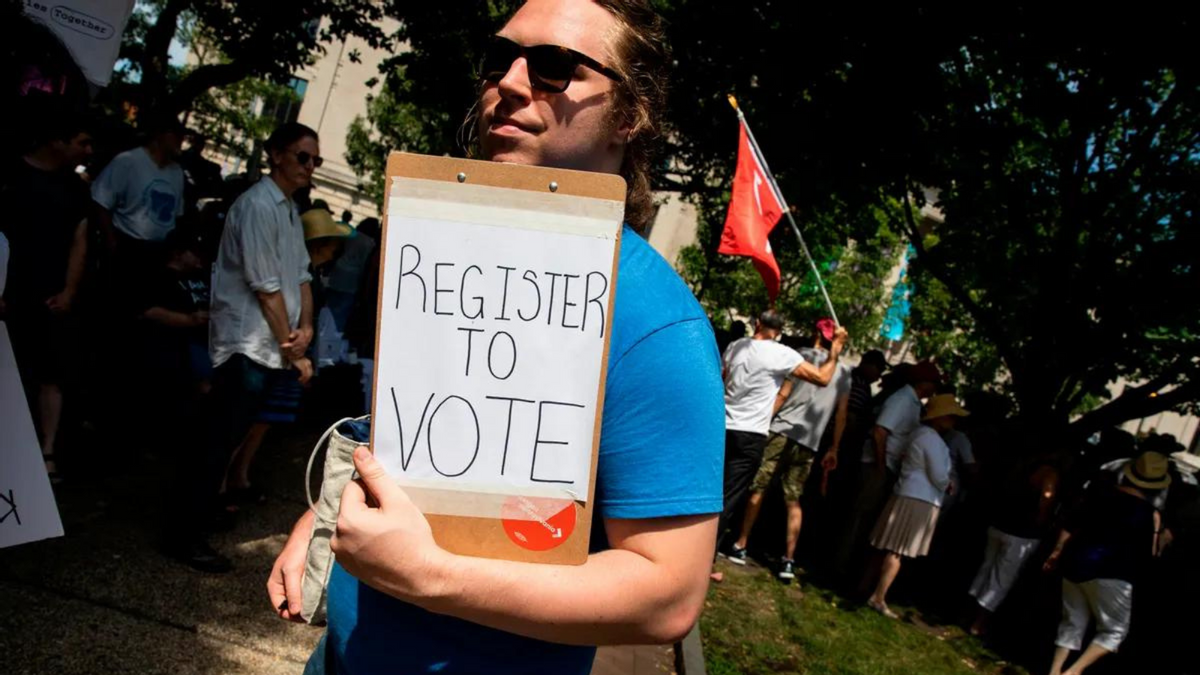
[
  {"x1": 480, "y1": 35, "x2": 621, "y2": 94},
  {"x1": 294, "y1": 150, "x2": 324, "y2": 168}
]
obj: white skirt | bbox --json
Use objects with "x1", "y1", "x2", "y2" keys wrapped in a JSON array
[{"x1": 870, "y1": 495, "x2": 940, "y2": 558}]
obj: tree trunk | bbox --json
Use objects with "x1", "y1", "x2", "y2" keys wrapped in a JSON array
[{"x1": 136, "y1": 0, "x2": 191, "y2": 112}]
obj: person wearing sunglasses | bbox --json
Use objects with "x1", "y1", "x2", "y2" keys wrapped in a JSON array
[
  {"x1": 165, "y1": 123, "x2": 320, "y2": 573},
  {"x1": 268, "y1": 2, "x2": 736, "y2": 674}
]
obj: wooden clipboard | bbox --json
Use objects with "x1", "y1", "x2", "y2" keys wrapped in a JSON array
[{"x1": 369, "y1": 152, "x2": 626, "y2": 565}]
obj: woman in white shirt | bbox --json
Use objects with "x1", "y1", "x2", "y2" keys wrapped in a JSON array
[{"x1": 866, "y1": 394, "x2": 969, "y2": 618}]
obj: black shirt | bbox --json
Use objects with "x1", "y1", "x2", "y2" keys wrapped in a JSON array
[
  {"x1": 134, "y1": 264, "x2": 210, "y2": 345},
  {"x1": 0, "y1": 160, "x2": 89, "y2": 311},
  {"x1": 1061, "y1": 487, "x2": 1156, "y2": 584}
]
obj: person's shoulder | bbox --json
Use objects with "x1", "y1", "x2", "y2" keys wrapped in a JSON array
[
  {"x1": 223, "y1": 187, "x2": 259, "y2": 230},
  {"x1": 611, "y1": 226, "x2": 713, "y2": 364},
  {"x1": 881, "y1": 386, "x2": 907, "y2": 407},
  {"x1": 228, "y1": 180, "x2": 272, "y2": 215},
  {"x1": 767, "y1": 340, "x2": 800, "y2": 359},
  {"x1": 111, "y1": 147, "x2": 145, "y2": 167},
  {"x1": 919, "y1": 426, "x2": 950, "y2": 452},
  {"x1": 728, "y1": 336, "x2": 752, "y2": 350}
]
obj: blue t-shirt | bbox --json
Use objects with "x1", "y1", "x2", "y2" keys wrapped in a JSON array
[{"x1": 324, "y1": 226, "x2": 725, "y2": 675}]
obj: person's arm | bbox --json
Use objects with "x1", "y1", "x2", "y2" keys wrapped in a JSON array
[
  {"x1": 821, "y1": 393, "x2": 851, "y2": 472},
  {"x1": 790, "y1": 328, "x2": 849, "y2": 386},
  {"x1": 45, "y1": 218, "x2": 87, "y2": 313},
  {"x1": 235, "y1": 203, "x2": 306, "y2": 368},
  {"x1": 91, "y1": 156, "x2": 126, "y2": 255},
  {"x1": 773, "y1": 378, "x2": 794, "y2": 416},
  {"x1": 268, "y1": 508, "x2": 317, "y2": 623},
  {"x1": 331, "y1": 448, "x2": 714, "y2": 645},
  {"x1": 95, "y1": 204, "x2": 118, "y2": 255},
  {"x1": 1153, "y1": 510, "x2": 1163, "y2": 558},
  {"x1": 256, "y1": 290, "x2": 294, "y2": 348},
  {"x1": 926, "y1": 440, "x2": 951, "y2": 494},
  {"x1": 1043, "y1": 528, "x2": 1073, "y2": 572},
  {"x1": 144, "y1": 306, "x2": 208, "y2": 329},
  {"x1": 254, "y1": 289, "x2": 311, "y2": 383},
  {"x1": 871, "y1": 425, "x2": 889, "y2": 468},
  {"x1": 282, "y1": 281, "x2": 314, "y2": 358}
]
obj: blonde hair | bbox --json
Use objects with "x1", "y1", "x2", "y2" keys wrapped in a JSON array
[{"x1": 464, "y1": 0, "x2": 671, "y2": 231}]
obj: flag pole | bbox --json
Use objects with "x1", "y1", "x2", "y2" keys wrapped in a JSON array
[{"x1": 727, "y1": 95, "x2": 839, "y2": 326}]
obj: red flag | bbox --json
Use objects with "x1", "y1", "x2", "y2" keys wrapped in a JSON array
[{"x1": 719, "y1": 120, "x2": 785, "y2": 300}]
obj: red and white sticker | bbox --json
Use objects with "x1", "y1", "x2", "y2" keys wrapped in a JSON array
[{"x1": 501, "y1": 496, "x2": 576, "y2": 551}]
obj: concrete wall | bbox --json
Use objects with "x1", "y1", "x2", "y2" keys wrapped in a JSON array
[
  {"x1": 294, "y1": 17, "x2": 401, "y2": 224},
  {"x1": 645, "y1": 193, "x2": 699, "y2": 269}
]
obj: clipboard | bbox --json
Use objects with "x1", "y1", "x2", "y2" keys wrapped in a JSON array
[{"x1": 369, "y1": 152, "x2": 626, "y2": 565}]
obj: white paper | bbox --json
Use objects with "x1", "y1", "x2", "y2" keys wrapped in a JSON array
[
  {"x1": 0, "y1": 322, "x2": 65, "y2": 548},
  {"x1": 373, "y1": 178, "x2": 620, "y2": 507},
  {"x1": 23, "y1": 0, "x2": 137, "y2": 87}
]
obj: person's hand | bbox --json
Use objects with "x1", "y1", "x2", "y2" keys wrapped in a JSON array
[
  {"x1": 45, "y1": 290, "x2": 74, "y2": 315},
  {"x1": 281, "y1": 326, "x2": 313, "y2": 361},
  {"x1": 267, "y1": 510, "x2": 315, "y2": 623},
  {"x1": 946, "y1": 481, "x2": 957, "y2": 497},
  {"x1": 1042, "y1": 549, "x2": 1062, "y2": 573},
  {"x1": 1156, "y1": 528, "x2": 1173, "y2": 557},
  {"x1": 331, "y1": 447, "x2": 449, "y2": 602},
  {"x1": 832, "y1": 326, "x2": 849, "y2": 351},
  {"x1": 291, "y1": 357, "x2": 314, "y2": 385},
  {"x1": 191, "y1": 310, "x2": 210, "y2": 327},
  {"x1": 821, "y1": 449, "x2": 839, "y2": 472}
]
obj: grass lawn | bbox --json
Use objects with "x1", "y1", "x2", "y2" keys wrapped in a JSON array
[{"x1": 701, "y1": 559, "x2": 1029, "y2": 675}]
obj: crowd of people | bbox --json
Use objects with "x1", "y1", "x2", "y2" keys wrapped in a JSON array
[
  {"x1": 1, "y1": 99, "x2": 382, "y2": 574},
  {"x1": 713, "y1": 309, "x2": 1197, "y2": 674}
]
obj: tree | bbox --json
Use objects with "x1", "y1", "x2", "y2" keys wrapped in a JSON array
[
  {"x1": 676, "y1": 194, "x2": 902, "y2": 350},
  {"x1": 116, "y1": 0, "x2": 389, "y2": 115},
  {"x1": 345, "y1": 2, "x2": 517, "y2": 203},
  {"x1": 342, "y1": 2, "x2": 1199, "y2": 438},
  {"x1": 665, "y1": 4, "x2": 1199, "y2": 438}
]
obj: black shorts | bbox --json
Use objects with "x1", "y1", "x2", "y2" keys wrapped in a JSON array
[{"x1": 7, "y1": 309, "x2": 78, "y2": 388}]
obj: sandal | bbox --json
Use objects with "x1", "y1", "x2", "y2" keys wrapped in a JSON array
[{"x1": 868, "y1": 599, "x2": 899, "y2": 620}]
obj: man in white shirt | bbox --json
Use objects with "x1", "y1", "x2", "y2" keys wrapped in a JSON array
[
  {"x1": 91, "y1": 113, "x2": 185, "y2": 271},
  {"x1": 726, "y1": 318, "x2": 852, "y2": 581},
  {"x1": 165, "y1": 123, "x2": 318, "y2": 573},
  {"x1": 717, "y1": 310, "x2": 848, "y2": 553}
]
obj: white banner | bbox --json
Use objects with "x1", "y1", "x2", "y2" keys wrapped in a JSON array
[
  {"x1": 0, "y1": 321, "x2": 65, "y2": 549},
  {"x1": 373, "y1": 178, "x2": 621, "y2": 507},
  {"x1": 23, "y1": 0, "x2": 137, "y2": 87}
]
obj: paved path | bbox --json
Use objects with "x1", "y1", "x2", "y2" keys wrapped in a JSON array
[{"x1": 0, "y1": 422, "x2": 674, "y2": 674}]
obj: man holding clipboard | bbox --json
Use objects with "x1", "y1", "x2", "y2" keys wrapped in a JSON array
[{"x1": 268, "y1": 2, "x2": 742, "y2": 673}]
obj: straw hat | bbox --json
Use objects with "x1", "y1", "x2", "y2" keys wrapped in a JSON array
[
  {"x1": 922, "y1": 394, "x2": 969, "y2": 421},
  {"x1": 1124, "y1": 452, "x2": 1172, "y2": 490},
  {"x1": 302, "y1": 209, "x2": 354, "y2": 242}
]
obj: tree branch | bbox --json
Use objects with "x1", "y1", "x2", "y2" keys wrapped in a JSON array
[
  {"x1": 896, "y1": 183, "x2": 1013, "y2": 366},
  {"x1": 167, "y1": 61, "x2": 257, "y2": 114},
  {"x1": 1070, "y1": 377, "x2": 1200, "y2": 440},
  {"x1": 138, "y1": 0, "x2": 191, "y2": 102}
]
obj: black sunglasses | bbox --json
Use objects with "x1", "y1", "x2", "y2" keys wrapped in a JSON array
[
  {"x1": 294, "y1": 150, "x2": 324, "y2": 168},
  {"x1": 480, "y1": 35, "x2": 621, "y2": 94}
]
